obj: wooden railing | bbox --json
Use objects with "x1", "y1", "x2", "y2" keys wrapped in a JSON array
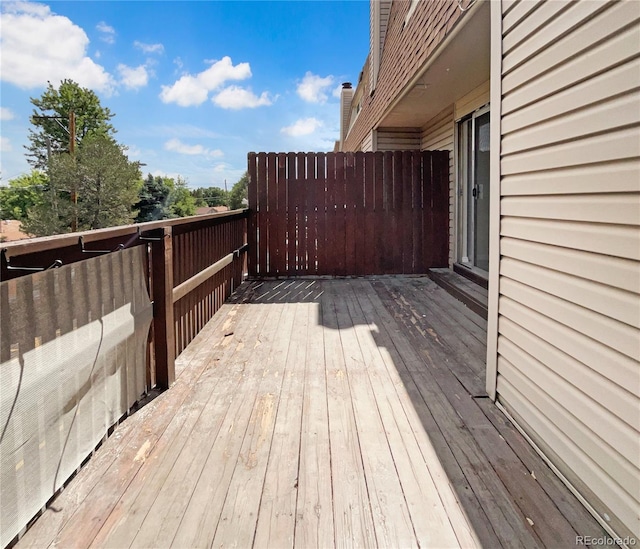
[{"x1": 1, "y1": 209, "x2": 249, "y2": 389}]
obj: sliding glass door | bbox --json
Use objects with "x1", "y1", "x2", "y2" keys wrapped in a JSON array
[{"x1": 458, "y1": 106, "x2": 490, "y2": 273}]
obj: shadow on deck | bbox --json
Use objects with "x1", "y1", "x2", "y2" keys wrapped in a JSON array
[{"x1": 16, "y1": 277, "x2": 605, "y2": 548}]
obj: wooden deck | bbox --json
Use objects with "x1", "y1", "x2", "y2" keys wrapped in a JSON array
[{"x1": 16, "y1": 277, "x2": 605, "y2": 549}]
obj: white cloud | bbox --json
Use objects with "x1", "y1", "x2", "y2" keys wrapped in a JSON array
[
  {"x1": 0, "y1": 2, "x2": 114, "y2": 93},
  {"x1": 0, "y1": 107, "x2": 15, "y2": 120},
  {"x1": 160, "y1": 56, "x2": 252, "y2": 107},
  {"x1": 297, "y1": 72, "x2": 335, "y2": 104},
  {"x1": 332, "y1": 84, "x2": 343, "y2": 99},
  {"x1": 118, "y1": 64, "x2": 148, "y2": 90},
  {"x1": 281, "y1": 117, "x2": 323, "y2": 137},
  {"x1": 150, "y1": 169, "x2": 183, "y2": 181},
  {"x1": 0, "y1": 137, "x2": 12, "y2": 152},
  {"x1": 147, "y1": 124, "x2": 220, "y2": 139},
  {"x1": 212, "y1": 86, "x2": 272, "y2": 110},
  {"x1": 124, "y1": 145, "x2": 142, "y2": 159},
  {"x1": 3, "y1": 2, "x2": 49, "y2": 17},
  {"x1": 134, "y1": 41, "x2": 164, "y2": 54},
  {"x1": 96, "y1": 21, "x2": 116, "y2": 44},
  {"x1": 164, "y1": 138, "x2": 224, "y2": 158}
]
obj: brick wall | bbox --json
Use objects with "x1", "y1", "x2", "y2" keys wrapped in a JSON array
[{"x1": 343, "y1": 0, "x2": 466, "y2": 151}]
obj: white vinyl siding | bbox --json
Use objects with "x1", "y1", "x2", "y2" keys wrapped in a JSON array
[
  {"x1": 376, "y1": 128, "x2": 421, "y2": 151},
  {"x1": 421, "y1": 106, "x2": 455, "y2": 267},
  {"x1": 360, "y1": 130, "x2": 375, "y2": 152},
  {"x1": 370, "y1": 0, "x2": 392, "y2": 92},
  {"x1": 496, "y1": 0, "x2": 640, "y2": 541},
  {"x1": 454, "y1": 80, "x2": 490, "y2": 121}
]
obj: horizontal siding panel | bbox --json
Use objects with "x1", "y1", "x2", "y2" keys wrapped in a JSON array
[
  {"x1": 421, "y1": 132, "x2": 453, "y2": 150},
  {"x1": 502, "y1": 0, "x2": 543, "y2": 35},
  {"x1": 499, "y1": 316, "x2": 639, "y2": 431},
  {"x1": 423, "y1": 105, "x2": 454, "y2": 128},
  {"x1": 500, "y1": 276, "x2": 640, "y2": 360},
  {"x1": 500, "y1": 257, "x2": 640, "y2": 328},
  {"x1": 498, "y1": 0, "x2": 640, "y2": 539},
  {"x1": 498, "y1": 296, "x2": 638, "y2": 392},
  {"x1": 500, "y1": 238, "x2": 640, "y2": 294},
  {"x1": 361, "y1": 131, "x2": 374, "y2": 152},
  {"x1": 422, "y1": 135, "x2": 452, "y2": 151},
  {"x1": 502, "y1": 22, "x2": 640, "y2": 114},
  {"x1": 500, "y1": 126, "x2": 640, "y2": 175},
  {"x1": 496, "y1": 372, "x2": 639, "y2": 536},
  {"x1": 502, "y1": 59, "x2": 640, "y2": 135},
  {"x1": 376, "y1": 129, "x2": 421, "y2": 150},
  {"x1": 503, "y1": 0, "x2": 612, "y2": 72},
  {"x1": 498, "y1": 340, "x2": 640, "y2": 490},
  {"x1": 502, "y1": 0, "x2": 576, "y2": 59},
  {"x1": 502, "y1": 92, "x2": 640, "y2": 155},
  {"x1": 500, "y1": 217, "x2": 640, "y2": 261},
  {"x1": 420, "y1": 105, "x2": 455, "y2": 266},
  {"x1": 501, "y1": 160, "x2": 640, "y2": 196},
  {"x1": 502, "y1": 0, "x2": 520, "y2": 17},
  {"x1": 454, "y1": 80, "x2": 490, "y2": 120},
  {"x1": 421, "y1": 108, "x2": 454, "y2": 150},
  {"x1": 500, "y1": 192, "x2": 640, "y2": 226}
]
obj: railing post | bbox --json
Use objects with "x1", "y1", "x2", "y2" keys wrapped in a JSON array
[{"x1": 151, "y1": 226, "x2": 175, "y2": 388}]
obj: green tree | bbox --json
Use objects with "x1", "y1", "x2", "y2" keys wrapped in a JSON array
[
  {"x1": 135, "y1": 174, "x2": 173, "y2": 222},
  {"x1": 191, "y1": 186, "x2": 228, "y2": 207},
  {"x1": 168, "y1": 177, "x2": 197, "y2": 218},
  {"x1": 22, "y1": 135, "x2": 141, "y2": 236},
  {"x1": 27, "y1": 79, "x2": 116, "y2": 169},
  {"x1": 228, "y1": 172, "x2": 248, "y2": 210},
  {"x1": 0, "y1": 171, "x2": 47, "y2": 221}
]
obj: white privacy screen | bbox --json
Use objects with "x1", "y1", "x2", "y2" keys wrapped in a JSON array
[{"x1": 0, "y1": 246, "x2": 152, "y2": 547}]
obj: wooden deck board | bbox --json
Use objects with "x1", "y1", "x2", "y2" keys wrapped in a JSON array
[
  {"x1": 331, "y1": 282, "x2": 417, "y2": 548},
  {"x1": 294, "y1": 298, "x2": 334, "y2": 548},
  {"x1": 14, "y1": 277, "x2": 606, "y2": 549}
]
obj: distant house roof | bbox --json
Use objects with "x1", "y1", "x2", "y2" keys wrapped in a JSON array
[
  {"x1": 195, "y1": 206, "x2": 230, "y2": 216},
  {"x1": 0, "y1": 219, "x2": 32, "y2": 242}
]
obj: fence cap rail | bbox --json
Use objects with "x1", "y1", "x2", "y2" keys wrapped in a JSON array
[{"x1": 2, "y1": 209, "x2": 249, "y2": 259}]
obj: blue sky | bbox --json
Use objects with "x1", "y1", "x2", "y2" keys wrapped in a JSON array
[{"x1": 0, "y1": 0, "x2": 369, "y2": 189}]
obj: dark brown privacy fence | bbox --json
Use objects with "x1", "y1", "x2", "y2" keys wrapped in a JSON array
[{"x1": 248, "y1": 151, "x2": 449, "y2": 277}]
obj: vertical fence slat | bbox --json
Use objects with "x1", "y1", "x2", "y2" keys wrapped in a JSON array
[
  {"x1": 344, "y1": 153, "x2": 357, "y2": 276},
  {"x1": 315, "y1": 153, "x2": 327, "y2": 274},
  {"x1": 248, "y1": 153, "x2": 258, "y2": 276},
  {"x1": 286, "y1": 152, "x2": 297, "y2": 275},
  {"x1": 364, "y1": 152, "x2": 375, "y2": 275},
  {"x1": 402, "y1": 150, "x2": 414, "y2": 274},
  {"x1": 353, "y1": 151, "x2": 366, "y2": 276},
  {"x1": 273, "y1": 153, "x2": 285, "y2": 276},
  {"x1": 297, "y1": 152, "x2": 308, "y2": 275},
  {"x1": 257, "y1": 154, "x2": 269, "y2": 276},
  {"x1": 392, "y1": 150, "x2": 403, "y2": 274},
  {"x1": 412, "y1": 151, "x2": 424, "y2": 273},
  {"x1": 336, "y1": 153, "x2": 348, "y2": 276}
]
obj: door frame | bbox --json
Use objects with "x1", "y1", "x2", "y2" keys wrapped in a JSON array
[{"x1": 456, "y1": 103, "x2": 490, "y2": 274}]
